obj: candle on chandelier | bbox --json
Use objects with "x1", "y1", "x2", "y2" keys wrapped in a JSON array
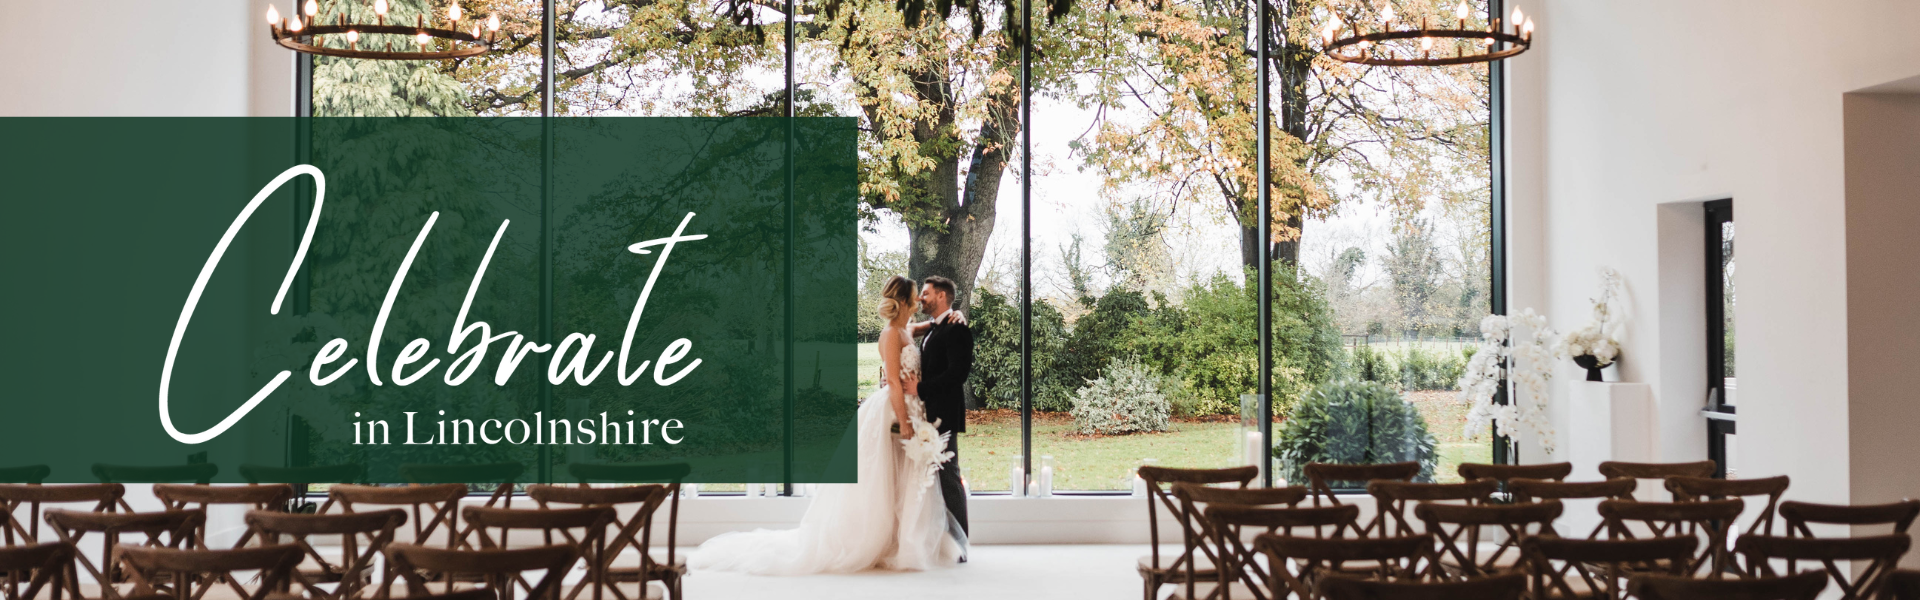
[
  {"x1": 418, "y1": 31, "x2": 429, "y2": 52},
  {"x1": 304, "y1": 0, "x2": 318, "y2": 18},
  {"x1": 1523, "y1": 17, "x2": 1534, "y2": 41},
  {"x1": 1455, "y1": 0, "x2": 1468, "y2": 29},
  {"x1": 448, "y1": 2, "x2": 462, "y2": 22},
  {"x1": 1380, "y1": 4, "x2": 1395, "y2": 30},
  {"x1": 267, "y1": 4, "x2": 280, "y2": 26},
  {"x1": 487, "y1": 13, "x2": 500, "y2": 42},
  {"x1": 1321, "y1": 18, "x2": 1339, "y2": 48},
  {"x1": 374, "y1": 0, "x2": 388, "y2": 19},
  {"x1": 346, "y1": 29, "x2": 359, "y2": 50},
  {"x1": 1510, "y1": 6, "x2": 1523, "y2": 35}
]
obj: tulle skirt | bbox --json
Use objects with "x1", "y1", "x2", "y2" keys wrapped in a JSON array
[{"x1": 688, "y1": 387, "x2": 964, "y2": 575}]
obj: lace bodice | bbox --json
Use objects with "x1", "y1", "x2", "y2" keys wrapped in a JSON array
[{"x1": 881, "y1": 328, "x2": 922, "y2": 387}]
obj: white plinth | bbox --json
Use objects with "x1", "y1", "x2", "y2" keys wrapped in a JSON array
[{"x1": 1566, "y1": 382, "x2": 1654, "y2": 470}]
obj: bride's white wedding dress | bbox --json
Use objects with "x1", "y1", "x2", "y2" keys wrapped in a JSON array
[{"x1": 689, "y1": 328, "x2": 966, "y2": 575}]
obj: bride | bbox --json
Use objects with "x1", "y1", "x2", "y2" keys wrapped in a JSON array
[{"x1": 690, "y1": 275, "x2": 966, "y2": 575}]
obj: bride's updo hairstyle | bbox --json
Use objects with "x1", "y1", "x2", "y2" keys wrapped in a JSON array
[{"x1": 878, "y1": 275, "x2": 916, "y2": 322}]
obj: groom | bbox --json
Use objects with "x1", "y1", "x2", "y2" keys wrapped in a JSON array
[{"x1": 914, "y1": 275, "x2": 972, "y2": 548}]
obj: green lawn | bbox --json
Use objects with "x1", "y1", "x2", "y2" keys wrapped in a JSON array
[{"x1": 857, "y1": 343, "x2": 1490, "y2": 491}]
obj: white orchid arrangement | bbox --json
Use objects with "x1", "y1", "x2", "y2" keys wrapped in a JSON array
[
  {"x1": 1459, "y1": 309, "x2": 1559, "y2": 455},
  {"x1": 1557, "y1": 267, "x2": 1626, "y2": 367}
]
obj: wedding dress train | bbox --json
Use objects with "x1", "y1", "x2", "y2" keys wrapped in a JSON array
[{"x1": 689, "y1": 332, "x2": 965, "y2": 575}]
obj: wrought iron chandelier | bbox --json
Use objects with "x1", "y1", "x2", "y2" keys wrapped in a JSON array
[
  {"x1": 1321, "y1": 1, "x2": 1533, "y2": 67},
  {"x1": 267, "y1": 0, "x2": 498, "y2": 60}
]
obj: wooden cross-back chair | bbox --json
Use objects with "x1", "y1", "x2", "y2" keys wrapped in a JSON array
[
  {"x1": 1415, "y1": 500, "x2": 1561, "y2": 578},
  {"x1": 245, "y1": 509, "x2": 405, "y2": 600},
  {"x1": 1183, "y1": 503, "x2": 1360, "y2": 600},
  {"x1": 329, "y1": 484, "x2": 469, "y2": 550},
  {"x1": 383, "y1": 543, "x2": 579, "y2": 600},
  {"x1": 1735, "y1": 534, "x2": 1910, "y2": 600},
  {"x1": 1316, "y1": 572, "x2": 1526, "y2": 600},
  {"x1": 1521, "y1": 535, "x2": 1695, "y2": 600},
  {"x1": 117, "y1": 544, "x2": 301, "y2": 600},
  {"x1": 1456, "y1": 462, "x2": 1572, "y2": 484},
  {"x1": 563, "y1": 463, "x2": 692, "y2": 600},
  {"x1": 90, "y1": 465, "x2": 218, "y2": 512},
  {"x1": 1778, "y1": 499, "x2": 1920, "y2": 538},
  {"x1": 1303, "y1": 463, "x2": 1419, "y2": 508},
  {"x1": 1627, "y1": 571, "x2": 1829, "y2": 600},
  {"x1": 524, "y1": 484, "x2": 669, "y2": 600},
  {"x1": 1255, "y1": 533, "x2": 1433, "y2": 600},
  {"x1": 1890, "y1": 569, "x2": 1920, "y2": 600},
  {"x1": 152, "y1": 484, "x2": 294, "y2": 550},
  {"x1": 1594, "y1": 462, "x2": 1714, "y2": 501},
  {"x1": 1364, "y1": 479, "x2": 1498, "y2": 538},
  {"x1": 1664, "y1": 475, "x2": 1790, "y2": 536},
  {"x1": 0, "y1": 543, "x2": 79, "y2": 600},
  {"x1": 1163, "y1": 484, "x2": 1309, "y2": 600},
  {"x1": 1598, "y1": 499, "x2": 1744, "y2": 577},
  {"x1": 237, "y1": 464, "x2": 366, "y2": 514},
  {"x1": 1136, "y1": 466, "x2": 1260, "y2": 600},
  {"x1": 458, "y1": 507, "x2": 619, "y2": 600},
  {"x1": 398, "y1": 464, "x2": 524, "y2": 511},
  {"x1": 0, "y1": 484, "x2": 123, "y2": 547},
  {"x1": 1508, "y1": 478, "x2": 1637, "y2": 540},
  {"x1": 43, "y1": 509, "x2": 200, "y2": 597}
]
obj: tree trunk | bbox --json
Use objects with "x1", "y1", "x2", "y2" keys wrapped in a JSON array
[{"x1": 903, "y1": 71, "x2": 1017, "y2": 316}]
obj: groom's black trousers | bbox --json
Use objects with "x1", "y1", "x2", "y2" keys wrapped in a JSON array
[{"x1": 938, "y1": 433, "x2": 969, "y2": 537}]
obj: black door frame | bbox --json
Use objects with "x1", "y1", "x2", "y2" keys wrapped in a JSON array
[{"x1": 1703, "y1": 198, "x2": 1735, "y2": 478}]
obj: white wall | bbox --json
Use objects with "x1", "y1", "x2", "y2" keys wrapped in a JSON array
[
  {"x1": 1509, "y1": 0, "x2": 1920, "y2": 504},
  {"x1": 0, "y1": 0, "x2": 290, "y2": 117}
]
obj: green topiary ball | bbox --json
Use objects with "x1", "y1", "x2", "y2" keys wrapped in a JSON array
[{"x1": 1274, "y1": 380, "x2": 1437, "y2": 486}]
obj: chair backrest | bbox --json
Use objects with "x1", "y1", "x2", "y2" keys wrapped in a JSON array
[
  {"x1": 1508, "y1": 478, "x2": 1637, "y2": 502},
  {"x1": 1735, "y1": 534, "x2": 1911, "y2": 600},
  {"x1": 460, "y1": 507, "x2": 615, "y2": 600},
  {"x1": 1456, "y1": 462, "x2": 1572, "y2": 484},
  {"x1": 1165, "y1": 483, "x2": 1307, "y2": 591},
  {"x1": 330, "y1": 484, "x2": 469, "y2": 549},
  {"x1": 1317, "y1": 572, "x2": 1525, "y2": 600},
  {"x1": 384, "y1": 543, "x2": 579, "y2": 600},
  {"x1": 238, "y1": 463, "x2": 366, "y2": 514},
  {"x1": 1628, "y1": 571, "x2": 1829, "y2": 600},
  {"x1": 1890, "y1": 568, "x2": 1920, "y2": 600},
  {"x1": 564, "y1": 462, "x2": 693, "y2": 578},
  {"x1": 1202, "y1": 504, "x2": 1361, "y2": 600},
  {"x1": 90, "y1": 464, "x2": 220, "y2": 506},
  {"x1": 1779, "y1": 499, "x2": 1920, "y2": 537},
  {"x1": 245, "y1": 509, "x2": 406, "y2": 600},
  {"x1": 0, "y1": 483, "x2": 123, "y2": 545},
  {"x1": 1365, "y1": 479, "x2": 1497, "y2": 537},
  {"x1": 525, "y1": 484, "x2": 668, "y2": 600},
  {"x1": 1598, "y1": 499, "x2": 1744, "y2": 575},
  {"x1": 1138, "y1": 466, "x2": 1260, "y2": 570},
  {"x1": 153, "y1": 484, "x2": 295, "y2": 549},
  {"x1": 1596, "y1": 461, "x2": 1715, "y2": 499},
  {"x1": 0, "y1": 466, "x2": 50, "y2": 485},
  {"x1": 1255, "y1": 534, "x2": 1433, "y2": 599},
  {"x1": 400, "y1": 463, "x2": 525, "y2": 510},
  {"x1": 1304, "y1": 463, "x2": 1419, "y2": 506},
  {"x1": 1522, "y1": 535, "x2": 1696, "y2": 600},
  {"x1": 0, "y1": 542, "x2": 79, "y2": 600},
  {"x1": 117, "y1": 544, "x2": 303, "y2": 600},
  {"x1": 1665, "y1": 475, "x2": 1791, "y2": 536},
  {"x1": 1414, "y1": 500, "x2": 1561, "y2": 578},
  {"x1": 43, "y1": 508, "x2": 201, "y2": 592}
]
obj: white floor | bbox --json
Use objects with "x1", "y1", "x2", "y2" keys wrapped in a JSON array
[{"x1": 684, "y1": 544, "x2": 1151, "y2": 600}]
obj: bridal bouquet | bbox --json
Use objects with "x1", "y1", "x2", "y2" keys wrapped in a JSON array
[{"x1": 900, "y1": 415, "x2": 953, "y2": 507}]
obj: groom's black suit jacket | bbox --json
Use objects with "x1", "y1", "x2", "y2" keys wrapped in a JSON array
[{"x1": 918, "y1": 319, "x2": 973, "y2": 434}]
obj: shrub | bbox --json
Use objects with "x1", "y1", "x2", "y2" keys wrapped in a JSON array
[
  {"x1": 1345, "y1": 344, "x2": 1472, "y2": 391},
  {"x1": 1275, "y1": 380, "x2": 1437, "y2": 486},
  {"x1": 1129, "y1": 266, "x2": 1343, "y2": 417},
  {"x1": 967, "y1": 289, "x2": 1074, "y2": 411},
  {"x1": 1350, "y1": 344, "x2": 1398, "y2": 384},
  {"x1": 1070, "y1": 358, "x2": 1171, "y2": 435}
]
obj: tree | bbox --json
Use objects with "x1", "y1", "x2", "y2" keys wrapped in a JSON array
[{"x1": 1069, "y1": 0, "x2": 1491, "y2": 273}]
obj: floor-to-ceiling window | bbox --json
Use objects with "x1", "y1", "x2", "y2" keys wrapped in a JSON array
[{"x1": 306, "y1": 0, "x2": 1503, "y2": 491}]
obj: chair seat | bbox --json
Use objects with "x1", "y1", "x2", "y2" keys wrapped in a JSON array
[
  {"x1": 1165, "y1": 581, "x2": 1259, "y2": 600},
  {"x1": 1139, "y1": 554, "x2": 1220, "y2": 578},
  {"x1": 1295, "y1": 558, "x2": 1386, "y2": 574},
  {"x1": 603, "y1": 552, "x2": 688, "y2": 581}
]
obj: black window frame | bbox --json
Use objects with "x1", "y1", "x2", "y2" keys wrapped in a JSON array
[{"x1": 1704, "y1": 198, "x2": 1735, "y2": 478}]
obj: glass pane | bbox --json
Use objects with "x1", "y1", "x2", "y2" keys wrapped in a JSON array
[
  {"x1": 554, "y1": 0, "x2": 784, "y2": 116},
  {"x1": 1282, "y1": 0, "x2": 1495, "y2": 484},
  {"x1": 797, "y1": 0, "x2": 1021, "y2": 494},
  {"x1": 1023, "y1": 0, "x2": 1257, "y2": 493},
  {"x1": 311, "y1": 0, "x2": 544, "y2": 116},
  {"x1": 1722, "y1": 220, "x2": 1736, "y2": 389}
]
